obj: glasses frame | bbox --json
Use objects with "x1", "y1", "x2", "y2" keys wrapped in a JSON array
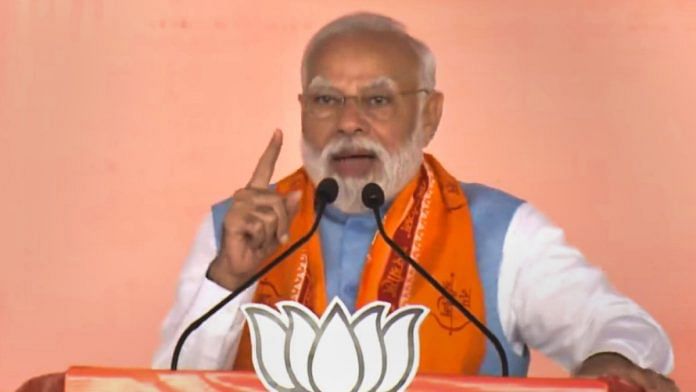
[{"x1": 299, "y1": 88, "x2": 432, "y2": 120}]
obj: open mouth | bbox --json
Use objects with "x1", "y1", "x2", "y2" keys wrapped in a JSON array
[
  {"x1": 331, "y1": 151, "x2": 377, "y2": 161},
  {"x1": 330, "y1": 150, "x2": 378, "y2": 176}
]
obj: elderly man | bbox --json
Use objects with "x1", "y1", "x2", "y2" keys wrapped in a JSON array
[{"x1": 153, "y1": 13, "x2": 676, "y2": 390}]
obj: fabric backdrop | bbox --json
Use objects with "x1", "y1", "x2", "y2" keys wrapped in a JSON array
[{"x1": 1, "y1": 1, "x2": 694, "y2": 390}]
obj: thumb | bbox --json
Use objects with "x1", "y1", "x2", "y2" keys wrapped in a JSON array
[{"x1": 284, "y1": 190, "x2": 303, "y2": 217}]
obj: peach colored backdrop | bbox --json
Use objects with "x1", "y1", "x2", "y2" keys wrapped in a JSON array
[{"x1": 1, "y1": 1, "x2": 694, "y2": 390}]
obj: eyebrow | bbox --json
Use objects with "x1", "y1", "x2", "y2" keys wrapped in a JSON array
[
  {"x1": 306, "y1": 76, "x2": 398, "y2": 91},
  {"x1": 307, "y1": 76, "x2": 333, "y2": 90},
  {"x1": 364, "y1": 77, "x2": 398, "y2": 90}
]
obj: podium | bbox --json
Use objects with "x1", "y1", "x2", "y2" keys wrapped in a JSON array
[{"x1": 53, "y1": 366, "x2": 637, "y2": 391}]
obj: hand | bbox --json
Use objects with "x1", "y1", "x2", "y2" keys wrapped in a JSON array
[
  {"x1": 574, "y1": 352, "x2": 678, "y2": 392},
  {"x1": 16, "y1": 373, "x2": 64, "y2": 392},
  {"x1": 207, "y1": 129, "x2": 302, "y2": 291}
]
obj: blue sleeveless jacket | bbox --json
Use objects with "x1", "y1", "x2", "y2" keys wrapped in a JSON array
[{"x1": 211, "y1": 182, "x2": 529, "y2": 376}]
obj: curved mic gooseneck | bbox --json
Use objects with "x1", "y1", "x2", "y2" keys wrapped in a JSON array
[
  {"x1": 361, "y1": 182, "x2": 510, "y2": 377},
  {"x1": 170, "y1": 178, "x2": 339, "y2": 370}
]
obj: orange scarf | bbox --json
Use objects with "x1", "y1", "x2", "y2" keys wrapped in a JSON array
[{"x1": 233, "y1": 154, "x2": 486, "y2": 374}]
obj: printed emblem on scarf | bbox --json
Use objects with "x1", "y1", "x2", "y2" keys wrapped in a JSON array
[
  {"x1": 433, "y1": 273, "x2": 472, "y2": 335},
  {"x1": 380, "y1": 261, "x2": 407, "y2": 301},
  {"x1": 378, "y1": 170, "x2": 429, "y2": 309},
  {"x1": 401, "y1": 210, "x2": 416, "y2": 233},
  {"x1": 256, "y1": 255, "x2": 311, "y2": 307}
]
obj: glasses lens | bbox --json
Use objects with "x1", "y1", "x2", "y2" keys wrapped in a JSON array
[
  {"x1": 306, "y1": 93, "x2": 342, "y2": 118},
  {"x1": 360, "y1": 93, "x2": 397, "y2": 121}
]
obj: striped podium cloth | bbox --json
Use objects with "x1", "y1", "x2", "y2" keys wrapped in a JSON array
[{"x1": 44, "y1": 366, "x2": 638, "y2": 391}]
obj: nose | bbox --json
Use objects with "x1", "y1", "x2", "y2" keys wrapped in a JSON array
[{"x1": 336, "y1": 97, "x2": 367, "y2": 135}]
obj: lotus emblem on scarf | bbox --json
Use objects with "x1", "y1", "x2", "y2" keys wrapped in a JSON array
[{"x1": 242, "y1": 298, "x2": 429, "y2": 392}]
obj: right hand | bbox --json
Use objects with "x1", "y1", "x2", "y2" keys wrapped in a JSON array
[{"x1": 207, "y1": 129, "x2": 303, "y2": 291}]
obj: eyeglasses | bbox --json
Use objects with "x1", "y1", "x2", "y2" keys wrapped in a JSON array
[{"x1": 300, "y1": 89, "x2": 431, "y2": 121}]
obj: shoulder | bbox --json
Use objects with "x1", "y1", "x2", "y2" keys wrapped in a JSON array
[
  {"x1": 459, "y1": 183, "x2": 561, "y2": 252},
  {"x1": 459, "y1": 182, "x2": 525, "y2": 218}
]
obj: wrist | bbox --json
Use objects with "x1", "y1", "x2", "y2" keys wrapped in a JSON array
[{"x1": 206, "y1": 256, "x2": 245, "y2": 291}]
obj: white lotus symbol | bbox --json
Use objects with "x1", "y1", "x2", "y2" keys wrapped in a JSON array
[{"x1": 242, "y1": 298, "x2": 429, "y2": 392}]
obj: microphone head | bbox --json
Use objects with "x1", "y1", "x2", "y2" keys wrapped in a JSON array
[
  {"x1": 315, "y1": 178, "x2": 339, "y2": 207},
  {"x1": 362, "y1": 182, "x2": 385, "y2": 210}
]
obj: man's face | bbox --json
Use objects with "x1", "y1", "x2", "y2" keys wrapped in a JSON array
[
  {"x1": 300, "y1": 31, "x2": 440, "y2": 212},
  {"x1": 301, "y1": 31, "x2": 423, "y2": 177}
]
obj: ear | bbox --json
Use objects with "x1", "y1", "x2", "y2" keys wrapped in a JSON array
[{"x1": 420, "y1": 91, "x2": 444, "y2": 147}]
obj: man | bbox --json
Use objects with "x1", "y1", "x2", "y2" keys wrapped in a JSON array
[{"x1": 153, "y1": 13, "x2": 677, "y2": 390}]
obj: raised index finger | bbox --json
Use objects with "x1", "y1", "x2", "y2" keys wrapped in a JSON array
[{"x1": 248, "y1": 129, "x2": 283, "y2": 189}]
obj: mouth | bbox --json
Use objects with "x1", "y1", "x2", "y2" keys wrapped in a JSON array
[
  {"x1": 331, "y1": 150, "x2": 377, "y2": 161},
  {"x1": 330, "y1": 150, "x2": 378, "y2": 177}
]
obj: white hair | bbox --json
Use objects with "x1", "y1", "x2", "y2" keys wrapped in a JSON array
[{"x1": 300, "y1": 12, "x2": 436, "y2": 90}]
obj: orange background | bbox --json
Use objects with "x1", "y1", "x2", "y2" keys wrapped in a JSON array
[{"x1": 1, "y1": 1, "x2": 694, "y2": 390}]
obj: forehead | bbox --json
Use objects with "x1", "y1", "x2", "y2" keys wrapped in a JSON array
[{"x1": 305, "y1": 31, "x2": 421, "y2": 91}]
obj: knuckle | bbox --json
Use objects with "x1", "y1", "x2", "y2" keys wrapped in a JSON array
[
  {"x1": 256, "y1": 205, "x2": 275, "y2": 215},
  {"x1": 228, "y1": 203, "x2": 248, "y2": 217},
  {"x1": 275, "y1": 199, "x2": 289, "y2": 217},
  {"x1": 239, "y1": 214, "x2": 258, "y2": 229},
  {"x1": 250, "y1": 217, "x2": 264, "y2": 230},
  {"x1": 251, "y1": 210, "x2": 276, "y2": 227},
  {"x1": 262, "y1": 189, "x2": 281, "y2": 199},
  {"x1": 266, "y1": 213, "x2": 279, "y2": 227},
  {"x1": 233, "y1": 188, "x2": 250, "y2": 199},
  {"x1": 222, "y1": 214, "x2": 238, "y2": 230}
]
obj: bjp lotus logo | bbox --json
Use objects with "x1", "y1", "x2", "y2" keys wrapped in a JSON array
[{"x1": 242, "y1": 298, "x2": 429, "y2": 392}]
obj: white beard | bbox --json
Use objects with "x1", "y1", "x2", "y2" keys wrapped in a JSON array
[{"x1": 302, "y1": 130, "x2": 426, "y2": 214}]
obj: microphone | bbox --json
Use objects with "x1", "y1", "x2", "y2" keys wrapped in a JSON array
[
  {"x1": 361, "y1": 182, "x2": 510, "y2": 377},
  {"x1": 170, "y1": 178, "x2": 339, "y2": 370}
]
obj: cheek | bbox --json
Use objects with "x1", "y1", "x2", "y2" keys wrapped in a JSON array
[
  {"x1": 301, "y1": 117, "x2": 331, "y2": 150},
  {"x1": 373, "y1": 119, "x2": 417, "y2": 153}
]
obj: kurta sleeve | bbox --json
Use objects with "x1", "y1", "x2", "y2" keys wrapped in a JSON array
[
  {"x1": 497, "y1": 203, "x2": 674, "y2": 373},
  {"x1": 152, "y1": 213, "x2": 256, "y2": 370}
]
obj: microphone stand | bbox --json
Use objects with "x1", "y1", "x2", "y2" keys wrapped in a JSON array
[{"x1": 170, "y1": 181, "x2": 336, "y2": 370}]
